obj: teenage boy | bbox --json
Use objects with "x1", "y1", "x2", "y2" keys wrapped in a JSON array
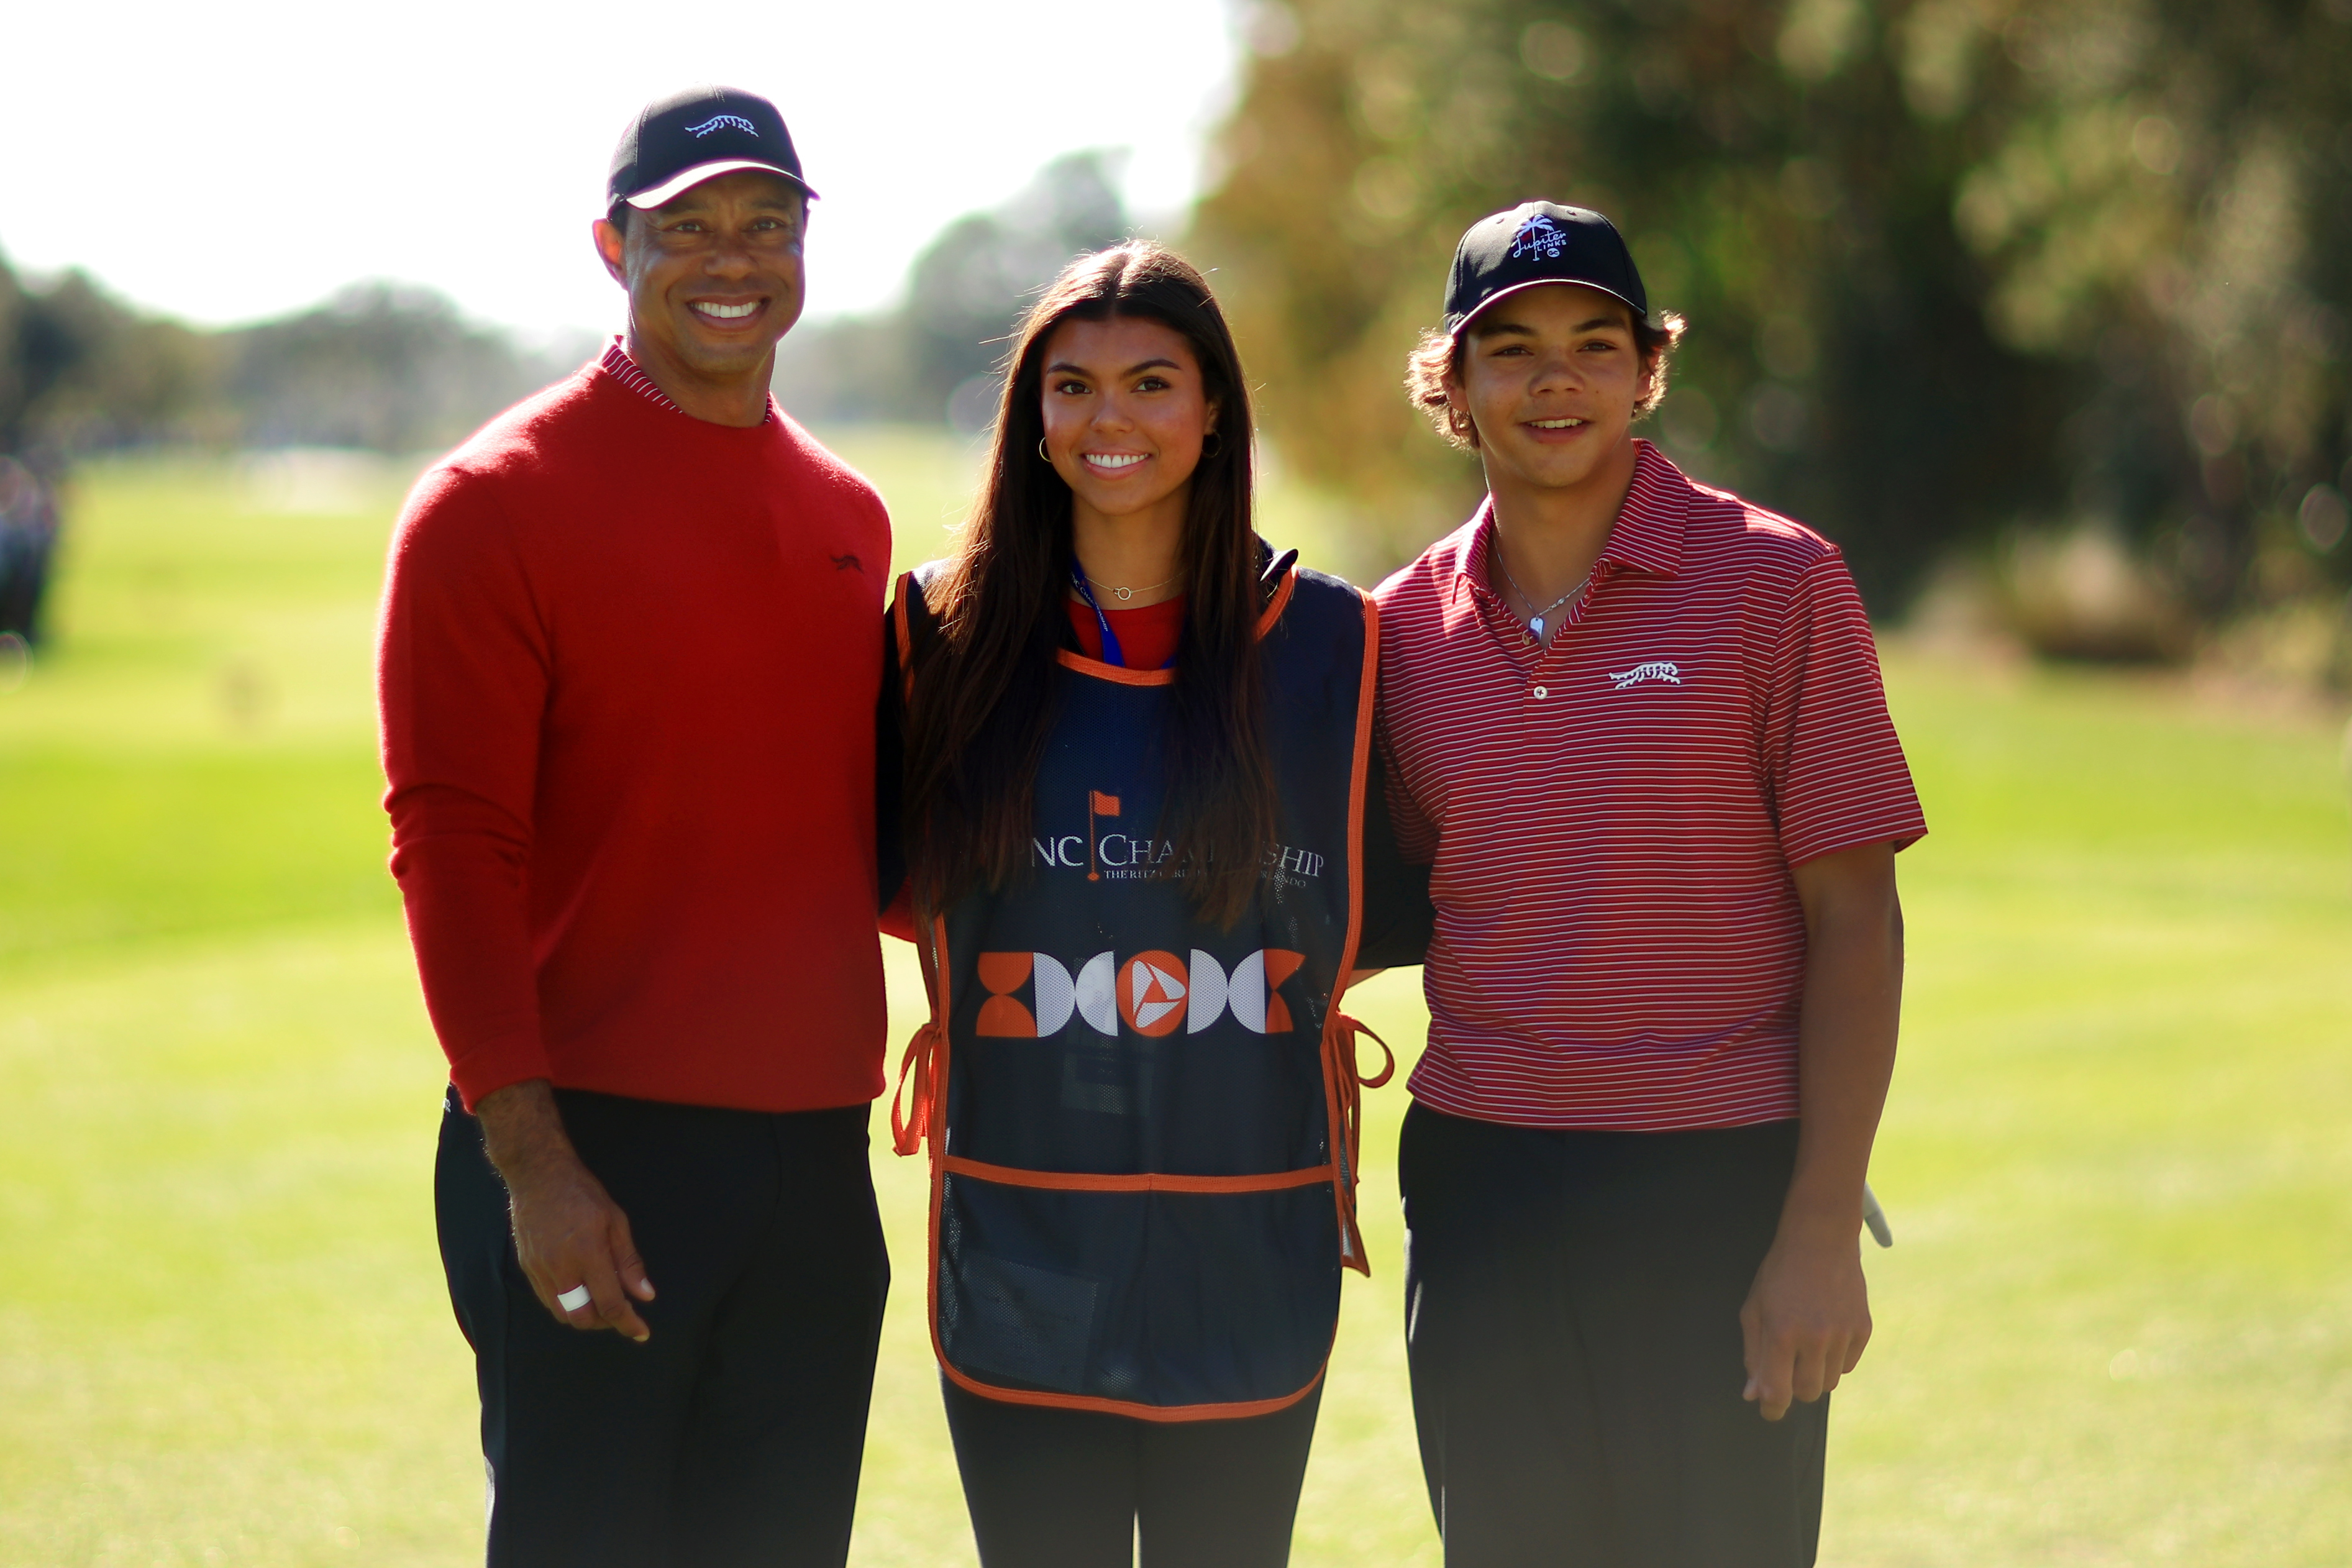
[
  {"x1": 378, "y1": 87, "x2": 892, "y2": 1567},
  {"x1": 1375, "y1": 203, "x2": 1926, "y2": 1567}
]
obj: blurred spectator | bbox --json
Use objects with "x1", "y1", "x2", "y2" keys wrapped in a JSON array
[{"x1": 0, "y1": 455, "x2": 60, "y2": 645}]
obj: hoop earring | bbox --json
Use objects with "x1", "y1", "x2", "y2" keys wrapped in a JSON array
[
  {"x1": 1037, "y1": 437, "x2": 1051, "y2": 462},
  {"x1": 1201, "y1": 431, "x2": 1223, "y2": 458}
]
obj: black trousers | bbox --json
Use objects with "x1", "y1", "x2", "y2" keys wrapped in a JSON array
[
  {"x1": 436, "y1": 1086, "x2": 890, "y2": 1568},
  {"x1": 941, "y1": 1373, "x2": 1324, "y2": 1568},
  {"x1": 1400, "y1": 1103, "x2": 1826, "y2": 1568}
]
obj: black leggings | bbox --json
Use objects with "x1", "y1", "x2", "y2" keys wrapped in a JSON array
[{"x1": 941, "y1": 1374, "x2": 1323, "y2": 1568}]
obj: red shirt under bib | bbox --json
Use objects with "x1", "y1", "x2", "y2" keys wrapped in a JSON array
[{"x1": 1066, "y1": 593, "x2": 1187, "y2": 670}]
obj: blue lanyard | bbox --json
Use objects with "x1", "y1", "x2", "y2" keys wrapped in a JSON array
[{"x1": 1070, "y1": 564, "x2": 1129, "y2": 668}]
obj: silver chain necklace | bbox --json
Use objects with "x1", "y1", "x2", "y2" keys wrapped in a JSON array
[
  {"x1": 1492, "y1": 536, "x2": 1589, "y2": 642},
  {"x1": 1082, "y1": 571, "x2": 1182, "y2": 603}
]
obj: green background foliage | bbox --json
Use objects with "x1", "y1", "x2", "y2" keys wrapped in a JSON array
[
  {"x1": 0, "y1": 262, "x2": 590, "y2": 457},
  {"x1": 1192, "y1": 0, "x2": 2352, "y2": 613},
  {"x1": 2, "y1": 446, "x2": 2346, "y2": 1564}
]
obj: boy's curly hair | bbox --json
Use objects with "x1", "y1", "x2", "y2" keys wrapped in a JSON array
[{"x1": 1405, "y1": 305, "x2": 1687, "y2": 450}]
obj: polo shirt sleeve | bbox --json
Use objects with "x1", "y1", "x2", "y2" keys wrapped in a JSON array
[
  {"x1": 1355, "y1": 741, "x2": 1434, "y2": 968},
  {"x1": 1375, "y1": 716, "x2": 1441, "y2": 867},
  {"x1": 376, "y1": 465, "x2": 553, "y2": 1108},
  {"x1": 1761, "y1": 554, "x2": 1928, "y2": 866}
]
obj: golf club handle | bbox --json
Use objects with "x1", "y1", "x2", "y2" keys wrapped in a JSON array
[{"x1": 1860, "y1": 1182, "x2": 1894, "y2": 1249}]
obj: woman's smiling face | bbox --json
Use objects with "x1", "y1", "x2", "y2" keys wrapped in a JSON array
[{"x1": 1037, "y1": 314, "x2": 1219, "y2": 524}]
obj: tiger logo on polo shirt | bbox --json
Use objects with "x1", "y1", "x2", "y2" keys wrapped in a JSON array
[
  {"x1": 1607, "y1": 659, "x2": 1682, "y2": 690},
  {"x1": 973, "y1": 949, "x2": 1307, "y2": 1037}
]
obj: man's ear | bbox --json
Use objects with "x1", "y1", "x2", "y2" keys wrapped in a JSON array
[{"x1": 593, "y1": 218, "x2": 627, "y2": 285}]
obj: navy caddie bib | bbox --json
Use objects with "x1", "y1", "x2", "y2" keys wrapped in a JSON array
[{"x1": 888, "y1": 554, "x2": 1389, "y2": 1421}]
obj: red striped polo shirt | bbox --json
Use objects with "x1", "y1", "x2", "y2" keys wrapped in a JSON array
[{"x1": 1374, "y1": 441, "x2": 1926, "y2": 1131}]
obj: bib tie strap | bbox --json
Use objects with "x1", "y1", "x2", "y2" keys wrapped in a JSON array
[
  {"x1": 1322, "y1": 1011, "x2": 1398, "y2": 1275},
  {"x1": 890, "y1": 1019, "x2": 945, "y2": 1157}
]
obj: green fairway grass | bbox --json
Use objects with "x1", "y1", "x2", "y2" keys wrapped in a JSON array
[{"x1": 1, "y1": 442, "x2": 2346, "y2": 1566}]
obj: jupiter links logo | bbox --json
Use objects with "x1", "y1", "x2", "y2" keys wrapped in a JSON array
[
  {"x1": 684, "y1": 114, "x2": 757, "y2": 138},
  {"x1": 975, "y1": 949, "x2": 1308, "y2": 1039},
  {"x1": 1508, "y1": 212, "x2": 1569, "y2": 260}
]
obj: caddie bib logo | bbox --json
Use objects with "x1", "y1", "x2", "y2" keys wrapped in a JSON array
[
  {"x1": 1118, "y1": 952, "x2": 1189, "y2": 1035},
  {"x1": 975, "y1": 947, "x2": 1308, "y2": 1037}
]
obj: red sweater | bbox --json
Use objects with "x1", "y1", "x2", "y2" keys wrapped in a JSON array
[{"x1": 377, "y1": 361, "x2": 891, "y2": 1112}]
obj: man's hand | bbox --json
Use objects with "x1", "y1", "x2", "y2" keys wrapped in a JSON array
[
  {"x1": 1740, "y1": 1214, "x2": 1871, "y2": 1421},
  {"x1": 1742, "y1": 839, "x2": 1903, "y2": 1420},
  {"x1": 475, "y1": 1079, "x2": 657, "y2": 1341}
]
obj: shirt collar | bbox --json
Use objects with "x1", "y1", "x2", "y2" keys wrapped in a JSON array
[
  {"x1": 598, "y1": 334, "x2": 777, "y2": 426},
  {"x1": 1451, "y1": 438, "x2": 1690, "y2": 596}
]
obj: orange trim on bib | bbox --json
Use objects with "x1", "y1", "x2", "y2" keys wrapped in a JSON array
[
  {"x1": 1055, "y1": 647, "x2": 1178, "y2": 685},
  {"x1": 1256, "y1": 569, "x2": 1297, "y2": 636},
  {"x1": 1317, "y1": 587, "x2": 1385, "y2": 1275},
  {"x1": 938, "y1": 1357, "x2": 1329, "y2": 1424},
  {"x1": 941, "y1": 1155, "x2": 1336, "y2": 1194},
  {"x1": 892, "y1": 572, "x2": 918, "y2": 703},
  {"x1": 1053, "y1": 567, "x2": 1298, "y2": 687}
]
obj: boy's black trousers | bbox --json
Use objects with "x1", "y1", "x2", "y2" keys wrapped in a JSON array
[
  {"x1": 1400, "y1": 1103, "x2": 1828, "y2": 1568},
  {"x1": 436, "y1": 1086, "x2": 890, "y2": 1568}
]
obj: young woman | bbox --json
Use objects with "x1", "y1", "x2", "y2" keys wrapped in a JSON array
[{"x1": 882, "y1": 242, "x2": 1426, "y2": 1568}]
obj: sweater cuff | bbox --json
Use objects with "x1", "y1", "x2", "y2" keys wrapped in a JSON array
[{"x1": 447, "y1": 1029, "x2": 554, "y2": 1113}]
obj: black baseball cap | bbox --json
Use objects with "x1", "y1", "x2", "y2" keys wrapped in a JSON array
[
  {"x1": 606, "y1": 86, "x2": 816, "y2": 212},
  {"x1": 1444, "y1": 201, "x2": 1647, "y2": 336}
]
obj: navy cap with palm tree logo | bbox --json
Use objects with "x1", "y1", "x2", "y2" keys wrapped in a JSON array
[
  {"x1": 1444, "y1": 201, "x2": 1647, "y2": 335},
  {"x1": 606, "y1": 85, "x2": 818, "y2": 214}
]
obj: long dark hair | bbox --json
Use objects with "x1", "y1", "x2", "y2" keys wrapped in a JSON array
[{"x1": 903, "y1": 242, "x2": 1275, "y2": 928}]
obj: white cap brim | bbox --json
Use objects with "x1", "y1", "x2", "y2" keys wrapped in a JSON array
[
  {"x1": 1449, "y1": 277, "x2": 1647, "y2": 337},
  {"x1": 623, "y1": 158, "x2": 816, "y2": 209}
]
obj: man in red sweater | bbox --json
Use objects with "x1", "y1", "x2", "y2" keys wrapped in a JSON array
[{"x1": 377, "y1": 87, "x2": 892, "y2": 1566}]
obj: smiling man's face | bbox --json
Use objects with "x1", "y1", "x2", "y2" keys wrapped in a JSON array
[
  {"x1": 1451, "y1": 281, "x2": 1654, "y2": 496},
  {"x1": 593, "y1": 170, "x2": 807, "y2": 386}
]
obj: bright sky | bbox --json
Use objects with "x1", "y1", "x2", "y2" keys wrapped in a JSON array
[{"x1": 1, "y1": 0, "x2": 1244, "y2": 337}]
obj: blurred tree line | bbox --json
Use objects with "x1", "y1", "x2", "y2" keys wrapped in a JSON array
[
  {"x1": 0, "y1": 253, "x2": 590, "y2": 457},
  {"x1": 1192, "y1": 0, "x2": 2352, "y2": 636},
  {"x1": 773, "y1": 151, "x2": 1131, "y2": 429},
  {"x1": 1, "y1": 150, "x2": 1136, "y2": 460}
]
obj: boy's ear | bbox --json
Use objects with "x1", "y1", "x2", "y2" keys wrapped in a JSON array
[{"x1": 1444, "y1": 382, "x2": 1479, "y2": 448}]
